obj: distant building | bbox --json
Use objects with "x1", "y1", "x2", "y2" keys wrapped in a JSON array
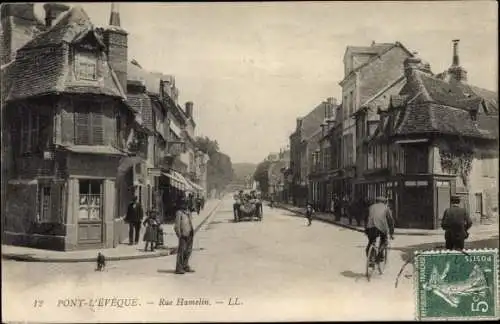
[{"x1": 289, "y1": 98, "x2": 337, "y2": 207}]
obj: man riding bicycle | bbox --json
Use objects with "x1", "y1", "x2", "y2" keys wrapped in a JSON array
[{"x1": 365, "y1": 196, "x2": 395, "y2": 262}]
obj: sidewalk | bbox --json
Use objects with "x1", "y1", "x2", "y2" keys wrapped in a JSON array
[
  {"x1": 1, "y1": 199, "x2": 222, "y2": 263},
  {"x1": 277, "y1": 203, "x2": 499, "y2": 237}
]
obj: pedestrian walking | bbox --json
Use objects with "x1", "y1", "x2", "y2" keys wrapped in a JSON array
[
  {"x1": 143, "y1": 210, "x2": 159, "y2": 252},
  {"x1": 195, "y1": 195, "x2": 202, "y2": 215},
  {"x1": 305, "y1": 203, "x2": 314, "y2": 226},
  {"x1": 200, "y1": 195, "x2": 206, "y2": 210},
  {"x1": 125, "y1": 196, "x2": 144, "y2": 245},
  {"x1": 441, "y1": 195, "x2": 472, "y2": 250},
  {"x1": 330, "y1": 196, "x2": 336, "y2": 216},
  {"x1": 174, "y1": 195, "x2": 195, "y2": 274},
  {"x1": 187, "y1": 192, "x2": 195, "y2": 213}
]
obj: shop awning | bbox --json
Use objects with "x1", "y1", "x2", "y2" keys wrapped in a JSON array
[
  {"x1": 186, "y1": 178, "x2": 204, "y2": 192},
  {"x1": 161, "y1": 172, "x2": 182, "y2": 189},
  {"x1": 171, "y1": 171, "x2": 194, "y2": 192}
]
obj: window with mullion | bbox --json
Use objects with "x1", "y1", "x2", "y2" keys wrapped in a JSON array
[
  {"x1": 74, "y1": 101, "x2": 104, "y2": 145},
  {"x1": 20, "y1": 109, "x2": 41, "y2": 154}
]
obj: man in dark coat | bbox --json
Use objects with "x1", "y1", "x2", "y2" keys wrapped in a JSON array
[
  {"x1": 441, "y1": 195, "x2": 472, "y2": 250},
  {"x1": 125, "y1": 196, "x2": 144, "y2": 245},
  {"x1": 174, "y1": 194, "x2": 195, "y2": 274}
]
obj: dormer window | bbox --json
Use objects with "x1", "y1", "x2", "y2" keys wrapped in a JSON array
[
  {"x1": 470, "y1": 108, "x2": 478, "y2": 122},
  {"x1": 75, "y1": 52, "x2": 97, "y2": 81}
]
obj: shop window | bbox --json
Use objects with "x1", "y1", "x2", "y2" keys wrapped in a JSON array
[
  {"x1": 78, "y1": 180, "x2": 103, "y2": 221},
  {"x1": 36, "y1": 185, "x2": 51, "y2": 223}
]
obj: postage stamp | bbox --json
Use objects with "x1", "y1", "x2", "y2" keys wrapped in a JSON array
[{"x1": 414, "y1": 249, "x2": 499, "y2": 321}]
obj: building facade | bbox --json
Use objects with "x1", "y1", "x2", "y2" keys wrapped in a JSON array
[
  {"x1": 362, "y1": 41, "x2": 498, "y2": 228},
  {"x1": 2, "y1": 4, "x2": 139, "y2": 250},
  {"x1": 309, "y1": 100, "x2": 341, "y2": 212},
  {"x1": 1, "y1": 3, "x2": 207, "y2": 250},
  {"x1": 338, "y1": 42, "x2": 413, "y2": 202},
  {"x1": 289, "y1": 98, "x2": 336, "y2": 207}
]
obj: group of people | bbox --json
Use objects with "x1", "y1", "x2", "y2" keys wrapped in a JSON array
[
  {"x1": 305, "y1": 194, "x2": 472, "y2": 262},
  {"x1": 123, "y1": 192, "x2": 205, "y2": 273},
  {"x1": 187, "y1": 192, "x2": 206, "y2": 216},
  {"x1": 233, "y1": 190, "x2": 263, "y2": 219}
]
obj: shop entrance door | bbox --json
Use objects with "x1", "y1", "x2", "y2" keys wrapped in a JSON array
[{"x1": 77, "y1": 179, "x2": 104, "y2": 246}]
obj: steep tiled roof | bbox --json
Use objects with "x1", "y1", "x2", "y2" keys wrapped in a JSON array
[
  {"x1": 387, "y1": 64, "x2": 499, "y2": 140},
  {"x1": 418, "y1": 72, "x2": 486, "y2": 111},
  {"x1": 5, "y1": 6, "x2": 126, "y2": 102},
  {"x1": 126, "y1": 93, "x2": 154, "y2": 131},
  {"x1": 467, "y1": 85, "x2": 498, "y2": 114},
  {"x1": 394, "y1": 103, "x2": 497, "y2": 140},
  {"x1": 22, "y1": 6, "x2": 100, "y2": 49}
]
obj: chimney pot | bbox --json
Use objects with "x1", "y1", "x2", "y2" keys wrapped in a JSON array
[
  {"x1": 448, "y1": 39, "x2": 467, "y2": 82},
  {"x1": 452, "y1": 39, "x2": 460, "y2": 66},
  {"x1": 43, "y1": 3, "x2": 70, "y2": 27},
  {"x1": 185, "y1": 101, "x2": 194, "y2": 117}
]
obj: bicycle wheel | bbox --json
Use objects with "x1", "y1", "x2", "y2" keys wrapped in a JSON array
[
  {"x1": 377, "y1": 244, "x2": 388, "y2": 274},
  {"x1": 366, "y1": 244, "x2": 377, "y2": 281}
]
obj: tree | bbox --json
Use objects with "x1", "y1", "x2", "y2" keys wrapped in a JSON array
[
  {"x1": 195, "y1": 136, "x2": 219, "y2": 157},
  {"x1": 194, "y1": 136, "x2": 233, "y2": 193},
  {"x1": 253, "y1": 160, "x2": 272, "y2": 195}
]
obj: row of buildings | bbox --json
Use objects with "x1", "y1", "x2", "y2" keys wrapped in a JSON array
[
  {"x1": 278, "y1": 40, "x2": 498, "y2": 229},
  {"x1": 1, "y1": 3, "x2": 209, "y2": 250}
]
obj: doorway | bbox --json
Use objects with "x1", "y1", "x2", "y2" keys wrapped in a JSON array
[{"x1": 77, "y1": 179, "x2": 104, "y2": 245}]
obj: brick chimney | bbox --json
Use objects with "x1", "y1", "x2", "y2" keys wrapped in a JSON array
[
  {"x1": 403, "y1": 52, "x2": 422, "y2": 77},
  {"x1": 43, "y1": 3, "x2": 69, "y2": 27},
  {"x1": 0, "y1": 3, "x2": 37, "y2": 64},
  {"x1": 103, "y1": 3, "x2": 128, "y2": 93},
  {"x1": 447, "y1": 39, "x2": 467, "y2": 82},
  {"x1": 185, "y1": 101, "x2": 194, "y2": 118},
  {"x1": 296, "y1": 118, "x2": 303, "y2": 131}
]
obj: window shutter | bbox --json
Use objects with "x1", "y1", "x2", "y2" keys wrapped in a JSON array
[
  {"x1": 91, "y1": 105, "x2": 104, "y2": 145},
  {"x1": 75, "y1": 109, "x2": 90, "y2": 145}
]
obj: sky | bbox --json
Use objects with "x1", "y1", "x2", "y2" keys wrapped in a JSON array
[{"x1": 35, "y1": 2, "x2": 498, "y2": 164}]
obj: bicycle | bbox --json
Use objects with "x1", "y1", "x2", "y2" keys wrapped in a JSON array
[{"x1": 366, "y1": 236, "x2": 389, "y2": 281}]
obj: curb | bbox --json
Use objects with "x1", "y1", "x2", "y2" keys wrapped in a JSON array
[
  {"x1": 278, "y1": 205, "x2": 365, "y2": 234},
  {"x1": 277, "y1": 204, "x2": 498, "y2": 237},
  {"x1": 278, "y1": 205, "x2": 433, "y2": 236},
  {"x1": 2, "y1": 200, "x2": 223, "y2": 263}
]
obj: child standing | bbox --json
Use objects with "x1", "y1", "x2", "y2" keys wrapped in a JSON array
[
  {"x1": 306, "y1": 203, "x2": 314, "y2": 226},
  {"x1": 143, "y1": 211, "x2": 159, "y2": 252}
]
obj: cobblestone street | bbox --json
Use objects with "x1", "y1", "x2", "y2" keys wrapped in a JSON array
[{"x1": 3, "y1": 196, "x2": 498, "y2": 322}]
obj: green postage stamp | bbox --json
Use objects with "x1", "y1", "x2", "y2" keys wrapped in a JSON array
[{"x1": 414, "y1": 249, "x2": 499, "y2": 321}]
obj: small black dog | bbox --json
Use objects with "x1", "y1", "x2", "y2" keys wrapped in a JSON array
[{"x1": 96, "y1": 252, "x2": 106, "y2": 271}]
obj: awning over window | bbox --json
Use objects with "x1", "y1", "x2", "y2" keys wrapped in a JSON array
[
  {"x1": 160, "y1": 171, "x2": 196, "y2": 192},
  {"x1": 161, "y1": 172, "x2": 182, "y2": 189},
  {"x1": 186, "y1": 178, "x2": 204, "y2": 192}
]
